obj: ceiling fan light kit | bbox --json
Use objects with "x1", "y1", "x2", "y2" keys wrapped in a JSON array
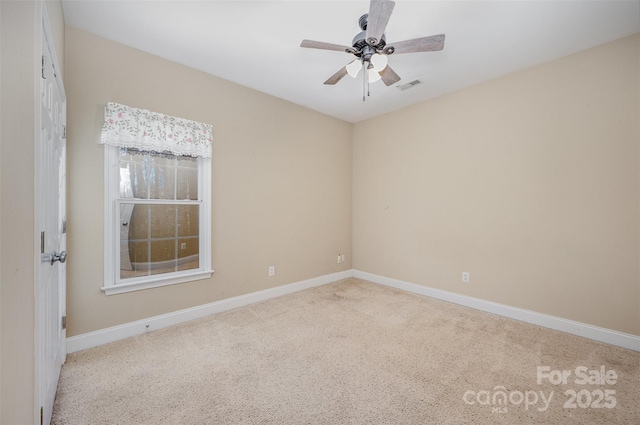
[
  {"x1": 345, "y1": 54, "x2": 387, "y2": 78},
  {"x1": 370, "y1": 53, "x2": 388, "y2": 71},
  {"x1": 346, "y1": 60, "x2": 362, "y2": 78},
  {"x1": 367, "y1": 68, "x2": 382, "y2": 83},
  {"x1": 300, "y1": 0, "x2": 445, "y2": 101}
]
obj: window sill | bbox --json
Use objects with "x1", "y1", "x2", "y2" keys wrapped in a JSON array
[{"x1": 102, "y1": 269, "x2": 214, "y2": 295}]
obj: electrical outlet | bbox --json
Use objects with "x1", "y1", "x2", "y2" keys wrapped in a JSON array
[
  {"x1": 337, "y1": 254, "x2": 342, "y2": 263},
  {"x1": 268, "y1": 266, "x2": 275, "y2": 276},
  {"x1": 462, "y1": 272, "x2": 470, "y2": 283},
  {"x1": 180, "y1": 242, "x2": 187, "y2": 250}
]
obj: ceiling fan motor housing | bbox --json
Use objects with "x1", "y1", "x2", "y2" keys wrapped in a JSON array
[
  {"x1": 352, "y1": 13, "x2": 387, "y2": 53},
  {"x1": 352, "y1": 31, "x2": 386, "y2": 52},
  {"x1": 358, "y1": 13, "x2": 369, "y2": 31}
]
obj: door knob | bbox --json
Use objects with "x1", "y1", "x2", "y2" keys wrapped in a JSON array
[{"x1": 50, "y1": 251, "x2": 67, "y2": 265}]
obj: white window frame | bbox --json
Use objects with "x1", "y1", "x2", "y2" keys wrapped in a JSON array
[{"x1": 102, "y1": 145, "x2": 212, "y2": 295}]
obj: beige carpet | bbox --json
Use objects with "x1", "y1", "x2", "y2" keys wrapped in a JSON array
[{"x1": 52, "y1": 278, "x2": 639, "y2": 424}]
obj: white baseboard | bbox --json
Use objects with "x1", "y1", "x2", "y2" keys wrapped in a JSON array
[
  {"x1": 352, "y1": 270, "x2": 640, "y2": 352},
  {"x1": 67, "y1": 270, "x2": 353, "y2": 353},
  {"x1": 68, "y1": 268, "x2": 640, "y2": 354}
]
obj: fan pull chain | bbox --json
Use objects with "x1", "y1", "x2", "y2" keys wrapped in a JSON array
[{"x1": 363, "y1": 61, "x2": 372, "y2": 99}]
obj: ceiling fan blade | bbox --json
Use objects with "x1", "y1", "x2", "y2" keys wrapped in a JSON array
[
  {"x1": 301, "y1": 39, "x2": 352, "y2": 53},
  {"x1": 379, "y1": 65, "x2": 401, "y2": 86},
  {"x1": 324, "y1": 66, "x2": 349, "y2": 85},
  {"x1": 387, "y1": 34, "x2": 445, "y2": 54},
  {"x1": 365, "y1": 0, "x2": 395, "y2": 46}
]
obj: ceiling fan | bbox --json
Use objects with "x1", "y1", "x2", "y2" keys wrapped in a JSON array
[{"x1": 300, "y1": 0, "x2": 445, "y2": 100}]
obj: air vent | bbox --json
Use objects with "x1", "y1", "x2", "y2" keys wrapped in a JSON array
[{"x1": 396, "y1": 79, "x2": 423, "y2": 91}]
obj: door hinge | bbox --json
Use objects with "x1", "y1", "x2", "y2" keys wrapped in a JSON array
[
  {"x1": 62, "y1": 125, "x2": 66, "y2": 139},
  {"x1": 62, "y1": 219, "x2": 67, "y2": 234},
  {"x1": 62, "y1": 316, "x2": 66, "y2": 330},
  {"x1": 41, "y1": 56, "x2": 46, "y2": 79},
  {"x1": 40, "y1": 406, "x2": 43, "y2": 425},
  {"x1": 41, "y1": 231, "x2": 45, "y2": 254}
]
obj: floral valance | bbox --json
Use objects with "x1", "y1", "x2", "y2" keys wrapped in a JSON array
[{"x1": 100, "y1": 102, "x2": 212, "y2": 158}]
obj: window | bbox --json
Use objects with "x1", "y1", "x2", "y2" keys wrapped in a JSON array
[{"x1": 100, "y1": 102, "x2": 212, "y2": 295}]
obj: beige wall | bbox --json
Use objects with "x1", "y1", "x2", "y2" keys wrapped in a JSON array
[
  {"x1": 64, "y1": 27, "x2": 353, "y2": 337},
  {"x1": 353, "y1": 34, "x2": 640, "y2": 336},
  {"x1": 1, "y1": 2, "x2": 38, "y2": 422},
  {"x1": 0, "y1": 1, "x2": 65, "y2": 423}
]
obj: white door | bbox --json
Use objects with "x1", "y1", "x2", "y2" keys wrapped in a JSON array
[{"x1": 36, "y1": 12, "x2": 67, "y2": 425}]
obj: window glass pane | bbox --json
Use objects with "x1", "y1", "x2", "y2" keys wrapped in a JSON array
[
  {"x1": 122, "y1": 241, "x2": 150, "y2": 279},
  {"x1": 176, "y1": 160, "x2": 198, "y2": 200},
  {"x1": 119, "y1": 165, "x2": 133, "y2": 198},
  {"x1": 119, "y1": 202, "x2": 200, "y2": 281},
  {"x1": 128, "y1": 204, "x2": 149, "y2": 238},
  {"x1": 150, "y1": 205, "x2": 177, "y2": 239},
  {"x1": 149, "y1": 240, "x2": 176, "y2": 276},
  {"x1": 178, "y1": 237, "x2": 199, "y2": 258},
  {"x1": 177, "y1": 205, "x2": 199, "y2": 237},
  {"x1": 178, "y1": 237, "x2": 199, "y2": 272},
  {"x1": 149, "y1": 155, "x2": 176, "y2": 200},
  {"x1": 119, "y1": 148, "x2": 148, "y2": 199}
]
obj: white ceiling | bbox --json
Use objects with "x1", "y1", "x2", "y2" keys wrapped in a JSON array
[{"x1": 62, "y1": 0, "x2": 639, "y2": 123}]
